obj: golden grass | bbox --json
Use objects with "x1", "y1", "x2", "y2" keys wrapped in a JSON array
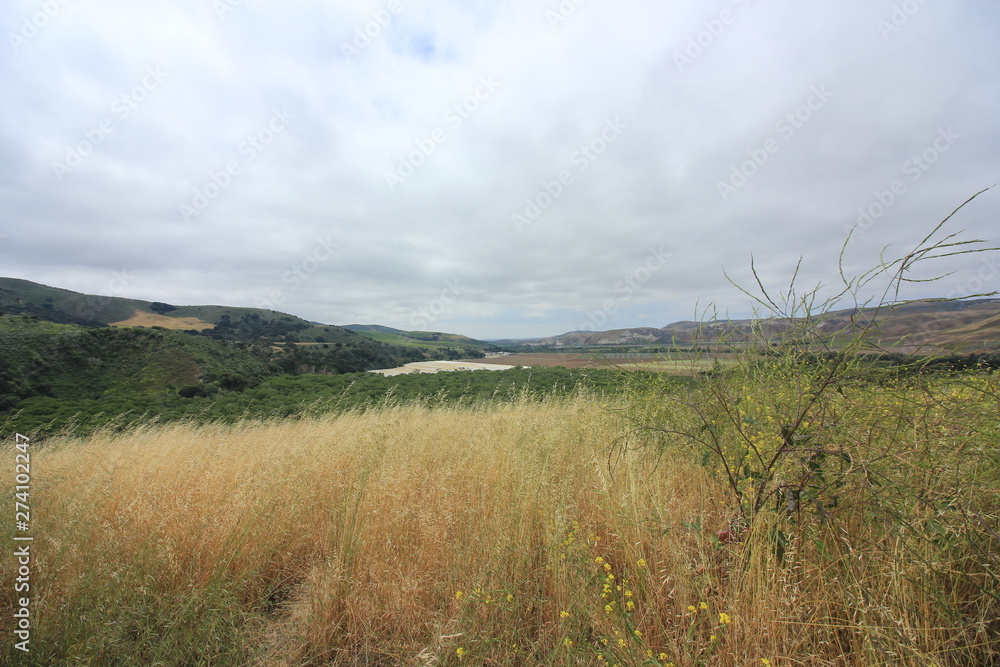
[
  {"x1": 110, "y1": 308, "x2": 215, "y2": 330},
  {"x1": 4, "y1": 392, "x2": 997, "y2": 665}
]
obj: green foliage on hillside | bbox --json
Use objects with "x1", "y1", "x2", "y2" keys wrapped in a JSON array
[
  {"x1": 0, "y1": 313, "x2": 276, "y2": 405},
  {"x1": 0, "y1": 311, "x2": 645, "y2": 437},
  {"x1": 348, "y1": 327, "x2": 499, "y2": 356},
  {"x1": 1, "y1": 364, "x2": 644, "y2": 437},
  {"x1": 0, "y1": 277, "x2": 320, "y2": 329},
  {"x1": 0, "y1": 277, "x2": 140, "y2": 325}
]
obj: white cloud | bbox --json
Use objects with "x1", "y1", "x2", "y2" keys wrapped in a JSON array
[{"x1": 1, "y1": 0, "x2": 998, "y2": 339}]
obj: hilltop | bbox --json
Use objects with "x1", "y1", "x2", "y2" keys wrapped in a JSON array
[
  {"x1": 0, "y1": 276, "x2": 312, "y2": 330},
  {"x1": 344, "y1": 324, "x2": 498, "y2": 354},
  {"x1": 519, "y1": 299, "x2": 1000, "y2": 353}
]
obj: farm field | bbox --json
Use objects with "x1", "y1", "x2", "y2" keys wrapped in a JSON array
[
  {"x1": 4, "y1": 358, "x2": 998, "y2": 666},
  {"x1": 468, "y1": 352, "x2": 740, "y2": 374}
]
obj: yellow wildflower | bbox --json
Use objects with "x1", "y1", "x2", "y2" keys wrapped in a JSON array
[
  {"x1": 687, "y1": 605, "x2": 697, "y2": 613},
  {"x1": 560, "y1": 610, "x2": 570, "y2": 618},
  {"x1": 699, "y1": 601, "x2": 708, "y2": 610},
  {"x1": 719, "y1": 612, "x2": 732, "y2": 624},
  {"x1": 455, "y1": 591, "x2": 463, "y2": 600},
  {"x1": 456, "y1": 647, "x2": 465, "y2": 658},
  {"x1": 637, "y1": 558, "x2": 647, "y2": 567}
]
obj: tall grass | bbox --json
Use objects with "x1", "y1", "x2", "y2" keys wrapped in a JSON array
[{"x1": 2, "y1": 379, "x2": 997, "y2": 665}]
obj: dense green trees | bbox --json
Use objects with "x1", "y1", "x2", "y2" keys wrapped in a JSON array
[
  {"x1": 0, "y1": 312, "x2": 648, "y2": 438},
  {"x1": 1, "y1": 365, "x2": 640, "y2": 437}
]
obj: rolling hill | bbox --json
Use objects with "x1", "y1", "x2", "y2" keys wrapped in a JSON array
[
  {"x1": 524, "y1": 299, "x2": 1000, "y2": 353},
  {"x1": 0, "y1": 278, "x2": 497, "y2": 354},
  {"x1": 0, "y1": 278, "x2": 495, "y2": 424},
  {"x1": 344, "y1": 324, "x2": 498, "y2": 352},
  {"x1": 0, "y1": 276, "x2": 315, "y2": 331}
]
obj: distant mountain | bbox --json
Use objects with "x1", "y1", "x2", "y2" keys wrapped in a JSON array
[{"x1": 524, "y1": 299, "x2": 1000, "y2": 353}]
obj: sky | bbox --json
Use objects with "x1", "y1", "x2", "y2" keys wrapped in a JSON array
[{"x1": 1, "y1": 0, "x2": 998, "y2": 340}]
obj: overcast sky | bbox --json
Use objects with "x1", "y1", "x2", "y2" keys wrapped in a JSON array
[{"x1": 1, "y1": 0, "x2": 998, "y2": 339}]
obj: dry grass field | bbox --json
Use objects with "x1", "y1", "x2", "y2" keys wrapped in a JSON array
[
  {"x1": 111, "y1": 308, "x2": 216, "y2": 330},
  {"x1": 4, "y1": 368, "x2": 998, "y2": 665}
]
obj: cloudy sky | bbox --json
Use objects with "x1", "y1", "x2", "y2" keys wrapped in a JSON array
[{"x1": 1, "y1": 0, "x2": 998, "y2": 339}]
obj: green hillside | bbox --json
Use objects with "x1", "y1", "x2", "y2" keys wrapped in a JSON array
[
  {"x1": 344, "y1": 324, "x2": 407, "y2": 334},
  {"x1": 0, "y1": 312, "x2": 630, "y2": 436},
  {"x1": 0, "y1": 277, "x2": 316, "y2": 330},
  {"x1": 0, "y1": 277, "x2": 146, "y2": 325},
  {"x1": 0, "y1": 312, "x2": 273, "y2": 397},
  {"x1": 0, "y1": 308, "x2": 491, "y2": 435},
  {"x1": 345, "y1": 325, "x2": 498, "y2": 354}
]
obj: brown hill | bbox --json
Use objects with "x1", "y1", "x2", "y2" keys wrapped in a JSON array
[{"x1": 532, "y1": 299, "x2": 1000, "y2": 353}]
